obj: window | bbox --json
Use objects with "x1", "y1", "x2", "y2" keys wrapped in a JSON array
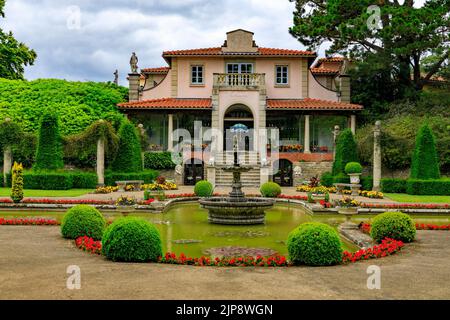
[
  {"x1": 227, "y1": 63, "x2": 253, "y2": 74},
  {"x1": 275, "y1": 65, "x2": 289, "y2": 85},
  {"x1": 191, "y1": 65, "x2": 204, "y2": 84}
]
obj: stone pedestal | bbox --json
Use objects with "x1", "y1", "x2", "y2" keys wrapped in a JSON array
[
  {"x1": 373, "y1": 121, "x2": 382, "y2": 191},
  {"x1": 304, "y1": 115, "x2": 311, "y2": 153},
  {"x1": 206, "y1": 166, "x2": 216, "y2": 187},
  {"x1": 3, "y1": 146, "x2": 12, "y2": 187},
  {"x1": 96, "y1": 138, "x2": 105, "y2": 186}
]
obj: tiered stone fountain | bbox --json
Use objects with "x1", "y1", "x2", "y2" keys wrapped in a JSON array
[{"x1": 199, "y1": 136, "x2": 274, "y2": 225}]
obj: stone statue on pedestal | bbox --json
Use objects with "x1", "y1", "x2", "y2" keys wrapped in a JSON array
[
  {"x1": 130, "y1": 52, "x2": 138, "y2": 73},
  {"x1": 113, "y1": 69, "x2": 118, "y2": 85}
]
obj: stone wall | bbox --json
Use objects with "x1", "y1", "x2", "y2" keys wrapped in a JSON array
[{"x1": 293, "y1": 161, "x2": 333, "y2": 185}]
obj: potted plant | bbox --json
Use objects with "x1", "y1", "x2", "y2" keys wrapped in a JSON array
[
  {"x1": 345, "y1": 162, "x2": 363, "y2": 184},
  {"x1": 310, "y1": 185, "x2": 329, "y2": 201},
  {"x1": 115, "y1": 195, "x2": 136, "y2": 216}
]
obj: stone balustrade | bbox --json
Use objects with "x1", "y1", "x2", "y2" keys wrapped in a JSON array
[{"x1": 213, "y1": 73, "x2": 265, "y2": 88}]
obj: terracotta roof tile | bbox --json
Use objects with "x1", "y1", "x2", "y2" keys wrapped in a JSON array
[
  {"x1": 267, "y1": 98, "x2": 363, "y2": 111},
  {"x1": 141, "y1": 67, "x2": 170, "y2": 73},
  {"x1": 312, "y1": 57, "x2": 345, "y2": 68},
  {"x1": 118, "y1": 98, "x2": 212, "y2": 110},
  {"x1": 162, "y1": 47, "x2": 315, "y2": 57},
  {"x1": 310, "y1": 67, "x2": 339, "y2": 75}
]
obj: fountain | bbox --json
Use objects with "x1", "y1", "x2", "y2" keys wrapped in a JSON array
[{"x1": 199, "y1": 125, "x2": 274, "y2": 225}]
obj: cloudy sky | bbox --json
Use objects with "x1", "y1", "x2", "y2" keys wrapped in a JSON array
[{"x1": 3, "y1": 0, "x2": 329, "y2": 86}]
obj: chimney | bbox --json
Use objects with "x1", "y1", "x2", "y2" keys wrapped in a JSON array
[{"x1": 128, "y1": 73, "x2": 140, "y2": 102}]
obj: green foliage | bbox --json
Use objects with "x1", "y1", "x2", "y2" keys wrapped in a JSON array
[
  {"x1": 287, "y1": 222, "x2": 343, "y2": 266},
  {"x1": 344, "y1": 162, "x2": 362, "y2": 174},
  {"x1": 370, "y1": 212, "x2": 416, "y2": 243},
  {"x1": 260, "y1": 182, "x2": 282, "y2": 198},
  {"x1": 104, "y1": 170, "x2": 159, "y2": 187},
  {"x1": 320, "y1": 172, "x2": 333, "y2": 187},
  {"x1": 406, "y1": 179, "x2": 450, "y2": 196},
  {"x1": 333, "y1": 173, "x2": 350, "y2": 184},
  {"x1": 194, "y1": 180, "x2": 214, "y2": 197},
  {"x1": 360, "y1": 176, "x2": 373, "y2": 191},
  {"x1": 111, "y1": 121, "x2": 143, "y2": 173},
  {"x1": 10, "y1": 162, "x2": 23, "y2": 203},
  {"x1": 70, "y1": 172, "x2": 98, "y2": 189},
  {"x1": 144, "y1": 152, "x2": 176, "y2": 170},
  {"x1": 410, "y1": 124, "x2": 440, "y2": 180},
  {"x1": 381, "y1": 178, "x2": 407, "y2": 193},
  {"x1": 0, "y1": 118, "x2": 23, "y2": 149},
  {"x1": 61, "y1": 205, "x2": 106, "y2": 240},
  {"x1": 102, "y1": 217, "x2": 162, "y2": 262},
  {"x1": 24, "y1": 172, "x2": 72, "y2": 190},
  {"x1": 0, "y1": 78, "x2": 127, "y2": 135},
  {"x1": 33, "y1": 112, "x2": 64, "y2": 170},
  {"x1": 332, "y1": 129, "x2": 359, "y2": 176}
]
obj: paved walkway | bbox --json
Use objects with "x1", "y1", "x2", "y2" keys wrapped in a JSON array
[{"x1": 0, "y1": 227, "x2": 449, "y2": 299}]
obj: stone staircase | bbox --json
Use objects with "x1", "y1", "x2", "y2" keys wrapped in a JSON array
[{"x1": 214, "y1": 151, "x2": 261, "y2": 187}]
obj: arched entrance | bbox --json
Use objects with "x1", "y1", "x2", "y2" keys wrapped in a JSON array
[
  {"x1": 273, "y1": 159, "x2": 293, "y2": 186},
  {"x1": 223, "y1": 104, "x2": 254, "y2": 151},
  {"x1": 183, "y1": 158, "x2": 204, "y2": 185}
]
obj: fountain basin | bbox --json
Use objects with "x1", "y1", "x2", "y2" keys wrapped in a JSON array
[{"x1": 199, "y1": 197, "x2": 274, "y2": 225}]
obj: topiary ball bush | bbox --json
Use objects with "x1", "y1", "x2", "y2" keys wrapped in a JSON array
[
  {"x1": 345, "y1": 162, "x2": 363, "y2": 174},
  {"x1": 370, "y1": 211, "x2": 416, "y2": 243},
  {"x1": 61, "y1": 205, "x2": 106, "y2": 240},
  {"x1": 287, "y1": 222, "x2": 343, "y2": 266},
  {"x1": 194, "y1": 180, "x2": 214, "y2": 197},
  {"x1": 260, "y1": 182, "x2": 282, "y2": 198},
  {"x1": 102, "y1": 217, "x2": 162, "y2": 262}
]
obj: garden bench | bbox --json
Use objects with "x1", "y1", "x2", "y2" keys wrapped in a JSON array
[
  {"x1": 333, "y1": 183, "x2": 361, "y2": 196},
  {"x1": 115, "y1": 180, "x2": 144, "y2": 192}
]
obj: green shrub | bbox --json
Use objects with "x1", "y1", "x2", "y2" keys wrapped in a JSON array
[
  {"x1": 406, "y1": 179, "x2": 450, "y2": 195},
  {"x1": 320, "y1": 172, "x2": 334, "y2": 187},
  {"x1": 144, "y1": 152, "x2": 176, "y2": 170},
  {"x1": 381, "y1": 178, "x2": 407, "y2": 193},
  {"x1": 260, "y1": 182, "x2": 282, "y2": 198},
  {"x1": 370, "y1": 211, "x2": 416, "y2": 243},
  {"x1": 33, "y1": 112, "x2": 64, "y2": 170},
  {"x1": 104, "y1": 170, "x2": 159, "y2": 186},
  {"x1": 61, "y1": 205, "x2": 106, "y2": 240},
  {"x1": 332, "y1": 129, "x2": 359, "y2": 176},
  {"x1": 70, "y1": 172, "x2": 98, "y2": 189},
  {"x1": 410, "y1": 124, "x2": 440, "y2": 180},
  {"x1": 102, "y1": 217, "x2": 162, "y2": 262},
  {"x1": 194, "y1": 180, "x2": 214, "y2": 197},
  {"x1": 10, "y1": 162, "x2": 24, "y2": 203},
  {"x1": 111, "y1": 121, "x2": 143, "y2": 173},
  {"x1": 344, "y1": 162, "x2": 363, "y2": 174},
  {"x1": 24, "y1": 171, "x2": 73, "y2": 190},
  {"x1": 360, "y1": 176, "x2": 373, "y2": 191},
  {"x1": 333, "y1": 173, "x2": 350, "y2": 184},
  {"x1": 287, "y1": 222, "x2": 343, "y2": 266}
]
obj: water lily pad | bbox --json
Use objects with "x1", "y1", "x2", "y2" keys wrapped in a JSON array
[
  {"x1": 204, "y1": 246, "x2": 278, "y2": 258},
  {"x1": 212, "y1": 230, "x2": 270, "y2": 238}
]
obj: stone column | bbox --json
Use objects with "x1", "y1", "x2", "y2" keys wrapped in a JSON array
[
  {"x1": 96, "y1": 138, "x2": 105, "y2": 186},
  {"x1": 338, "y1": 75, "x2": 351, "y2": 103},
  {"x1": 304, "y1": 115, "x2": 311, "y2": 154},
  {"x1": 373, "y1": 120, "x2": 382, "y2": 191},
  {"x1": 138, "y1": 123, "x2": 146, "y2": 170},
  {"x1": 128, "y1": 73, "x2": 140, "y2": 102},
  {"x1": 350, "y1": 114, "x2": 356, "y2": 135},
  {"x1": 3, "y1": 146, "x2": 12, "y2": 187},
  {"x1": 333, "y1": 125, "x2": 340, "y2": 159},
  {"x1": 167, "y1": 114, "x2": 174, "y2": 151}
]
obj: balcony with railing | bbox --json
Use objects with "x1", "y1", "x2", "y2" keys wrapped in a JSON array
[{"x1": 213, "y1": 73, "x2": 265, "y2": 89}]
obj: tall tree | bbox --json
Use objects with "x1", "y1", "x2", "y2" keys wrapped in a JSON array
[
  {"x1": 289, "y1": 0, "x2": 450, "y2": 91},
  {"x1": 0, "y1": 0, "x2": 37, "y2": 79},
  {"x1": 332, "y1": 129, "x2": 359, "y2": 176},
  {"x1": 34, "y1": 112, "x2": 64, "y2": 170},
  {"x1": 410, "y1": 124, "x2": 440, "y2": 179}
]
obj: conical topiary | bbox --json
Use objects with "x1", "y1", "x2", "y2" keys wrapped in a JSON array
[
  {"x1": 111, "y1": 120, "x2": 142, "y2": 172},
  {"x1": 332, "y1": 128, "x2": 359, "y2": 176},
  {"x1": 33, "y1": 111, "x2": 64, "y2": 170},
  {"x1": 410, "y1": 124, "x2": 440, "y2": 180}
]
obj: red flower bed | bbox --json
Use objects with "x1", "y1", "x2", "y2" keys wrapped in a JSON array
[
  {"x1": 75, "y1": 236, "x2": 102, "y2": 255},
  {"x1": 342, "y1": 238, "x2": 404, "y2": 263},
  {"x1": 360, "y1": 222, "x2": 450, "y2": 234},
  {"x1": 0, "y1": 217, "x2": 59, "y2": 225},
  {"x1": 277, "y1": 194, "x2": 308, "y2": 201},
  {"x1": 361, "y1": 203, "x2": 449, "y2": 210},
  {"x1": 159, "y1": 252, "x2": 289, "y2": 267}
]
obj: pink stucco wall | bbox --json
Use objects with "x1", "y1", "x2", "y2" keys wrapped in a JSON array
[{"x1": 308, "y1": 71, "x2": 339, "y2": 101}]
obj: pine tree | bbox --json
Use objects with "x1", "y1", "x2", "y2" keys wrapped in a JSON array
[
  {"x1": 410, "y1": 124, "x2": 440, "y2": 180},
  {"x1": 332, "y1": 129, "x2": 359, "y2": 176},
  {"x1": 111, "y1": 121, "x2": 142, "y2": 172},
  {"x1": 33, "y1": 111, "x2": 64, "y2": 170}
]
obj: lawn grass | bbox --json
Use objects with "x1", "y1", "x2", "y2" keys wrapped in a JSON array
[
  {"x1": 0, "y1": 188, "x2": 93, "y2": 198},
  {"x1": 384, "y1": 193, "x2": 450, "y2": 204}
]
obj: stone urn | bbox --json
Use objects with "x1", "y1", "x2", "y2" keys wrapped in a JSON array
[
  {"x1": 348, "y1": 173, "x2": 360, "y2": 184},
  {"x1": 117, "y1": 205, "x2": 135, "y2": 217},
  {"x1": 338, "y1": 206, "x2": 358, "y2": 229}
]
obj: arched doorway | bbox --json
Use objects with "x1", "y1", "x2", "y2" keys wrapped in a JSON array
[
  {"x1": 183, "y1": 158, "x2": 204, "y2": 185},
  {"x1": 223, "y1": 104, "x2": 254, "y2": 151},
  {"x1": 273, "y1": 159, "x2": 293, "y2": 186}
]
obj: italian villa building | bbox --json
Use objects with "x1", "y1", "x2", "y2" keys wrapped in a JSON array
[{"x1": 118, "y1": 29, "x2": 363, "y2": 187}]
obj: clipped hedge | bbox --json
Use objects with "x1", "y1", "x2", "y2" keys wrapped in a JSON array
[
  {"x1": 144, "y1": 152, "x2": 176, "y2": 170},
  {"x1": 33, "y1": 112, "x2": 64, "y2": 170},
  {"x1": 320, "y1": 172, "x2": 334, "y2": 187},
  {"x1": 104, "y1": 170, "x2": 159, "y2": 186},
  {"x1": 381, "y1": 178, "x2": 407, "y2": 193},
  {"x1": 111, "y1": 121, "x2": 143, "y2": 173},
  {"x1": 410, "y1": 124, "x2": 440, "y2": 180},
  {"x1": 102, "y1": 217, "x2": 162, "y2": 262},
  {"x1": 194, "y1": 180, "x2": 214, "y2": 197},
  {"x1": 360, "y1": 176, "x2": 373, "y2": 191},
  {"x1": 260, "y1": 182, "x2": 282, "y2": 198},
  {"x1": 287, "y1": 222, "x2": 343, "y2": 266},
  {"x1": 5, "y1": 171, "x2": 98, "y2": 189},
  {"x1": 332, "y1": 129, "x2": 359, "y2": 176},
  {"x1": 405, "y1": 179, "x2": 450, "y2": 195},
  {"x1": 61, "y1": 205, "x2": 106, "y2": 240},
  {"x1": 370, "y1": 212, "x2": 416, "y2": 243}
]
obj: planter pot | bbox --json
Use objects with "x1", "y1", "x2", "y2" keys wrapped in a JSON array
[
  {"x1": 117, "y1": 205, "x2": 135, "y2": 216},
  {"x1": 312, "y1": 193, "x2": 326, "y2": 201},
  {"x1": 338, "y1": 206, "x2": 359, "y2": 229},
  {"x1": 338, "y1": 207, "x2": 358, "y2": 215},
  {"x1": 348, "y1": 173, "x2": 361, "y2": 184}
]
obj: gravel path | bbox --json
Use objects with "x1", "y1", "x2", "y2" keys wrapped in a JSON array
[{"x1": 0, "y1": 227, "x2": 449, "y2": 299}]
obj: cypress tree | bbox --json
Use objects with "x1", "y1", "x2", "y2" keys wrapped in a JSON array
[
  {"x1": 410, "y1": 124, "x2": 440, "y2": 179},
  {"x1": 332, "y1": 128, "x2": 359, "y2": 176},
  {"x1": 33, "y1": 111, "x2": 64, "y2": 170},
  {"x1": 111, "y1": 121, "x2": 142, "y2": 172}
]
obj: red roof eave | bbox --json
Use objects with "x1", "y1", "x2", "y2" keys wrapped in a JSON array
[
  {"x1": 118, "y1": 98, "x2": 212, "y2": 110},
  {"x1": 267, "y1": 98, "x2": 363, "y2": 111}
]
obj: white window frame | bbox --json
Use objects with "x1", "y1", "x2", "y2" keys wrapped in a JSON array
[
  {"x1": 275, "y1": 65, "x2": 289, "y2": 85},
  {"x1": 226, "y1": 63, "x2": 254, "y2": 74},
  {"x1": 191, "y1": 65, "x2": 204, "y2": 85}
]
